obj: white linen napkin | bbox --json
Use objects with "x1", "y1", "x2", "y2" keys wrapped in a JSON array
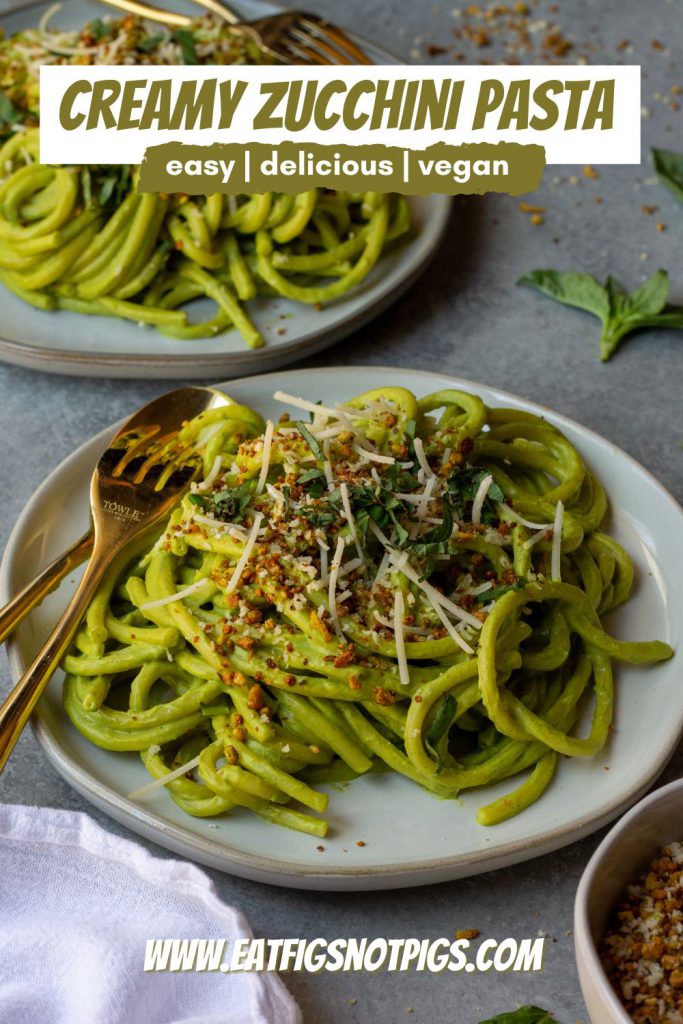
[{"x1": 0, "y1": 804, "x2": 302, "y2": 1024}]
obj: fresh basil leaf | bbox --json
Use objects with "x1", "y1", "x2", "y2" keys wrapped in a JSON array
[
  {"x1": 518, "y1": 269, "x2": 609, "y2": 320},
  {"x1": 0, "y1": 91, "x2": 22, "y2": 137},
  {"x1": 299, "y1": 468, "x2": 325, "y2": 485},
  {"x1": 298, "y1": 467, "x2": 326, "y2": 499},
  {"x1": 88, "y1": 17, "x2": 111, "y2": 40},
  {"x1": 138, "y1": 32, "x2": 164, "y2": 52},
  {"x1": 408, "y1": 502, "x2": 453, "y2": 557},
  {"x1": 193, "y1": 481, "x2": 252, "y2": 523},
  {"x1": 447, "y1": 468, "x2": 503, "y2": 524},
  {"x1": 96, "y1": 166, "x2": 133, "y2": 210},
  {"x1": 171, "y1": 28, "x2": 198, "y2": 64},
  {"x1": 426, "y1": 694, "x2": 455, "y2": 748},
  {"x1": 475, "y1": 577, "x2": 527, "y2": 605},
  {"x1": 391, "y1": 517, "x2": 409, "y2": 548},
  {"x1": 652, "y1": 146, "x2": 683, "y2": 205},
  {"x1": 296, "y1": 421, "x2": 323, "y2": 461},
  {"x1": 424, "y1": 693, "x2": 455, "y2": 770},
  {"x1": 477, "y1": 1008, "x2": 559, "y2": 1024},
  {"x1": 636, "y1": 309, "x2": 683, "y2": 329},
  {"x1": 520, "y1": 267, "x2": 683, "y2": 361},
  {"x1": 309, "y1": 399, "x2": 323, "y2": 423},
  {"x1": 616, "y1": 268, "x2": 668, "y2": 319}
]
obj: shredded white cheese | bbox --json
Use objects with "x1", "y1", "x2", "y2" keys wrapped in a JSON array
[
  {"x1": 413, "y1": 437, "x2": 433, "y2": 479},
  {"x1": 393, "y1": 589, "x2": 411, "y2": 686},
  {"x1": 500, "y1": 505, "x2": 554, "y2": 531},
  {"x1": 372, "y1": 551, "x2": 391, "y2": 589},
  {"x1": 327, "y1": 535, "x2": 346, "y2": 638},
  {"x1": 318, "y1": 540, "x2": 329, "y2": 584},
  {"x1": 551, "y1": 500, "x2": 564, "y2": 581},
  {"x1": 337, "y1": 557, "x2": 363, "y2": 580},
  {"x1": 196, "y1": 420, "x2": 227, "y2": 448},
  {"x1": 394, "y1": 492, "x2": 436, "y2": 505},
  {"x1": 388, "y1": 551, "x2": 482, "y2": 630},
  {"x1": 199, "y1": 454, "x2": 222, "y2": 491},
  {"x1": 410, "y1": 474, "x2": 437, "y2": 538},
  {"x1": 273, "y1": 390, "x2": 338, "y2": 420},
  {"x1": 471, "y1": 473, "x2": 493, "y2": 526},
  {"x1": 265, "y1": 483, "x2": 284, "y2": 507},
  {"x1": 128, "y1": 754, "x2": 201, "y2": 800},
  {"x1": 255, "y1": 420, "x2": 274, "y2": 495},
  {"x1": 312, "y1": 424, "x2": 346, "y2": 441},
  {"x1": 397, "y1": 571, "x2": 475, "y2": 654},
  {"x1": 372, "y1": 610, "x2": 433, "y2": 637},
  {"x1": 226, "y1": 512, "x2": 264, "y2": 594},
  {"x1": 140, "y1": 577, "x2": 212, "y2": 610},
  {"x1": 353, "y1": 446, "x2": 396, "y2": 465},
  {"x1": 191, "y1": 513, "x2": 229, "y2": 530},
  {"x1": 339, "y1": 481, "x2": 364, "y2": 564},
  {"x1": 523, "y1": 527, "x2": 550, "y2": 551},
  {"x1": 322, "y1": 439, "x2": 335, "y2": 490}
]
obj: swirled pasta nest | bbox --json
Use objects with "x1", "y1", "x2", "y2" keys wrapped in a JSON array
[
  {"x1": 62, "y1": 386, "x2": 673, "y2": 838},
  {"x1": 0, "y1": 14, "x2": 412, "y2": 346}
]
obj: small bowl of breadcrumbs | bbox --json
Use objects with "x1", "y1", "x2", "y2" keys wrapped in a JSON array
[{"x1": 574, "y1": 778, "x2": 683, "y2": 1024}]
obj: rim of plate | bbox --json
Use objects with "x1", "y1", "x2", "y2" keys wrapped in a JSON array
[
  {"x1": 0, "y1": 0, "x2": 452, "y2": 377},
  {"x1": 2, "y1": 366, "x2": 682, "y2": 886}
]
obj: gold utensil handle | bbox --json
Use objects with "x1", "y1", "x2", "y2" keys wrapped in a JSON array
[
  {"x1": 0, "y1": 531, "x2": 94, "y2": 646},
  {"x1": 0, "y1": 541, "x2": 115, "y2": 772},
  {"x1": 185, "y1": 0, "x2": 239, "y2": 24},
  {"x1": 97, "y1": 0, "x2": 192, "y2": 27}
]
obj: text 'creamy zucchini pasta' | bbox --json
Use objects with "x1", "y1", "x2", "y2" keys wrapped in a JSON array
[
  {"x1": 62, "y1": 387, "x2": 673, "y2": 838},
  {"x1": 0, "y1": 13, "x2": 411, "y2": 347}
]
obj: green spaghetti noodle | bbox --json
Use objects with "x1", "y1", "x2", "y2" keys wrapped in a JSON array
[
  {"x1": 0, "y1": 14, "x2": 411, "y2": 348},
  {"x1": 62, "y1": 386, "x2": 673, "y2": 837}
]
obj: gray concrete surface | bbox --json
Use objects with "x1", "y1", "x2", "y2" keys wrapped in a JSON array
[{"x1": 1, "y1": 1, "x2": 682, "y2": 1021}]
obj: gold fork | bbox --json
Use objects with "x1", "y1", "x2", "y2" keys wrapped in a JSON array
[
  {"x1": 97, "y1": 0, "x2": 373, "y2": 64},
  {"x1": 0, "y1": 385, "x2": 232, "y2": 772}
]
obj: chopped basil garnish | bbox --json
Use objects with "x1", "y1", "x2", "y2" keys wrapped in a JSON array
[
  {"x1": 171, "y1": 28, "x2": 198, "y2": 64},
  {"x1": 138, "y1": 32, "x2": 164, "y2": 52},
  {"x1": 296, "y1": 421, "x2": 323, "y2": 461},
  {"x1": 424, "y1": 693, "x2": 456, "y2": 770},
  {"x1": 447, "y1": 467, "x2": 504, "y2": 525},
  {"x1": 475, "y1": 577, "x2": 527, "y2": 605},
  {"x1": 189, "y1": 482, "x2": 252, "y2": 523}
]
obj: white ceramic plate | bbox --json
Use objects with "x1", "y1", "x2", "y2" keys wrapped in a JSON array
[
  {"x1": 0, "y1": 0, "x2": 451, "y2": 379},
  {"x1": 2, "y1": 366, "x2": 682, "y2": 890}
]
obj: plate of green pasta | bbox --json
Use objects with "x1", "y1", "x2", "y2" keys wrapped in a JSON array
[
  {"x1": 0, "y1": 0, "x2": 450, "y2": 378},
  {"x1": 2, "y1": 366, "x2": 681, "y2": 889}
]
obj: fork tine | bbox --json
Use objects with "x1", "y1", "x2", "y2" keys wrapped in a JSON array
[
  {"x1": 110, "y1": 426, "x2": 162, "y2": 477},
  {"x1": 116, "y1": 430, "x2": 180, "y2": 484},
  {"x1": 298, "y1": 15, "x2": 374, "y2": 65},
  {"x1": 135, "y1": 436, "x2": 206, "y2": 489},
  {"x1": 277, "y1": 34, "x2": 333, "y2": 64},
  {"x1": 287, "y1": 25, "x2": 354, "y2": 64},
  {"x1": 145, "y1": 458, "x2": 197, "y2": 492},
  {"x1": 270, "y1": 50, "x2": 297, "y2": 64}
]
